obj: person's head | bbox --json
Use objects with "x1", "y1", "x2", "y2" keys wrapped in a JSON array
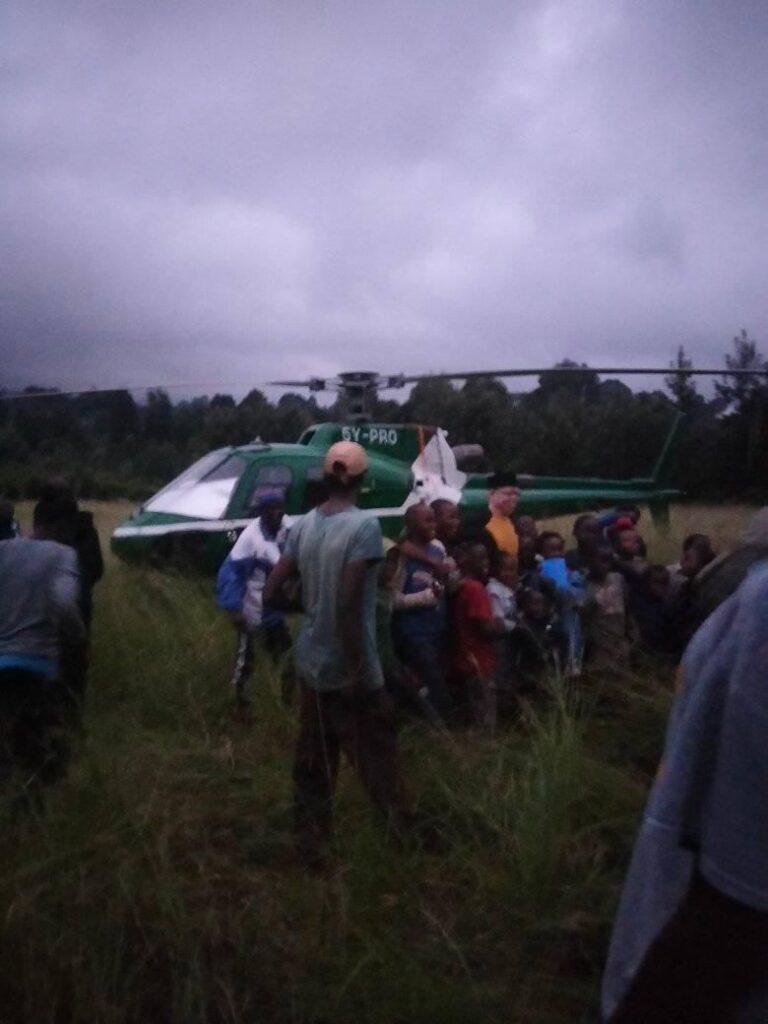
[
  {"x1": 488, "y1": 470, "x2": 520, "y2": 518},
  {"x1": 33, "y1": 496, "x2": 78, "y2": 543},
  {"x1": 645, "y1": 564, "x2": 670, "y2": 601},
  {"x1": 537, "y1": 531, "x2": 565, "y2": 560},
  {"x1": 0, "y1": 499, "x2": 15, "y2": 541},
  {"x1": 322, "y1": 441, "x2": 368, "y2": 498},
  {"x1": 519, "y1": 586, "x2": 550, "y2": 624},
  {"x1": 680, "y1": 533, "x2": 715, "y2": 578},
  {"x1": 588, "y1": 546, "x2": 615, "y2": 582},
  {"x1": 40, "y1": 477, "x2": 77, "y2": 504},
  {"x1": 431, "y1": 499, "x2": 461, "y2": 543},
  {"x1": 514, "y1": 514, "x2": 538, "y2": 540},
  {"x1": 404, "y1": 501, "x2": 436, "y2": 544},
  {"x1": 492, "y1": 550, "x2": 518, "y2": 589},
  {"x1": 615, "y1": 527, "x2": 640, "y2": 560},
  {"x1": 680, "y1": 535, "x2": 715, "y2": 578},
  {"x1": 256, "y1": 490, "x2": 285, "y2": 535},
  {"x1": 573, "y1": 514, "x2": 601, "y2": 552},
  {"x1": 459, "y1": 542, "x2": 490, "y2": 584}
]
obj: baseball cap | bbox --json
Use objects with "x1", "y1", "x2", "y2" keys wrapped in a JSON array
[
  {"x1": 254, "y1": 488, "x2": 285, "y2": 512},
  {"x1": 323, "y1": 441, "x2": 368, "y2": 482}
]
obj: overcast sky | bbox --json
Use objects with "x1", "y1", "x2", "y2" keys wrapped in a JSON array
[{"x1": 2, "y1": 0, "x2": 768, "y2": 398}]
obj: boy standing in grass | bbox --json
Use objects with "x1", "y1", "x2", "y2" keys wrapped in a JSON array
[
  {"x1": 264, "y1": 442, "x2": 409, "y2": 868},
  {"x1": 392, "y1": 503, "x2": 449, "y2": 719},
  {"x1": 511, "y1": 587, "x2": 561, "y2": 692},
  {"x1": 487, "y1": 551, "x2": 519, "y2": 714},
  {"x1": 538, "y1": 531, "x2": 585, "y2": 677},
  {"x1": 583, "y1": 547, "x2": 632, "y2": 672},
  {"x1": 566, "y1": 514, "x2": 602, "y2": 572},
  {"x1": 451, "y1": 542, "x2": 504, "y2": 734},
  {"x1": 216, "y1": 491, "x2": 292, "y2": 720}
]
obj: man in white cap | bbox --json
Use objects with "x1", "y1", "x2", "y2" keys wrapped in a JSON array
[{"x1": 264, "y1": 441, "x2": 408, "y2": 867}]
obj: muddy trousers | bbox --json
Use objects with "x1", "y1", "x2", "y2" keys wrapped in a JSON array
[{"x1": 293, "y1": 686, "x2": 409, "y2": 864}]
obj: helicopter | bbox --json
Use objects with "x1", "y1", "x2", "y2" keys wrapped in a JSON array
[{"x1": 107, "y1": 367, "x2": 691, "y2": 572}]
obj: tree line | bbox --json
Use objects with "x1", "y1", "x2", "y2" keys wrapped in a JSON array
[{"x1": 1, "y1": 330, "x2": 767, "y2": 503}]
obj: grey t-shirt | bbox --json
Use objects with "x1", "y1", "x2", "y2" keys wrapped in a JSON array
[
  {"x1": 602, "y1": 559, "x2": 768, "y2": 1022},
  {"x1": 285, "y1": 507, "x2": 384, "y2": 692},
  {"x1": 0, "y1": 538, "x2": 84, "y2": 665}
]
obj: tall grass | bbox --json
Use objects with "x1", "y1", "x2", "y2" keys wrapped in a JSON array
[{"x1": 0, "y1": 502, "x2": 714, "y2": 1023}]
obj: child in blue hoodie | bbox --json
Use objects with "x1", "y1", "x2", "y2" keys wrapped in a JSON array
[{"x1": 538, "y1": 531, "x2": 586, "y2": 677}]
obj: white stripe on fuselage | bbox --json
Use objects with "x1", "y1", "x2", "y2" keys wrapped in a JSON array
[{"x1": 112, "y1": 505, "x2": 407, "y2": 539}]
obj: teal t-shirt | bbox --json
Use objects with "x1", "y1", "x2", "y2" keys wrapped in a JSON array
[{"x1": 285, "y1": 507, "x2": 384, "y2": 692}]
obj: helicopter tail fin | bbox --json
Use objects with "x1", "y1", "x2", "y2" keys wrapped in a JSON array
[{"x1": 651, "y1": 412, "x2": 685, "y2": 487}]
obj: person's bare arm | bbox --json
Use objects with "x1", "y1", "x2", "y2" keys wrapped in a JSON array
[
  {"x1": 397, "y1": 539, "x2": 450, "y2": 581},
  {"x1": 263, "y1": 553, "x2": 299, "y2": 610},
  {"x1": 393, "y1": 588, "x2": 439, "y2": 610},
  {"x1": 339, "y1": 558, "x2": 375, "y2": 693},
  {"x1": 488, "y1": 592, "x2": 516, "y2": 634}
]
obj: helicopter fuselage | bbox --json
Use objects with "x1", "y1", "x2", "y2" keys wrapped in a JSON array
[{"x1": 111, "y1": 419, "x2": 680, "y2": 571}]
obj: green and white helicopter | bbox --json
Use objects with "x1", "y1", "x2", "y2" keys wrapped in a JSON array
[{"x1": 109, "y1": 367, "x2": 690, "y2": 572}]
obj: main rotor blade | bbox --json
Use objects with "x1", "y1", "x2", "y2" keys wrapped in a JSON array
[
  {"x1": 4, "y1": 364, "x2": 767, "y2": 402},
  {"x1": 396, "y1": 366, "x2": 768, "y2": 385},
  {"x1": 0, "y1": 379, "x2": 272, "y2": 401}
]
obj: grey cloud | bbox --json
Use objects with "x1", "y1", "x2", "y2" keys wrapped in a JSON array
[{"x1": 2, "y1": 0, "x2": 768, "y2": 395}]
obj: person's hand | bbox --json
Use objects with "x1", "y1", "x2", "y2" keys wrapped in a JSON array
[
  {"x1": 229, "y1": 610, "x2": 246, "y2": 629},
  {"x1": 433, "y1": 561, "x2": 451, "y2": 583}
]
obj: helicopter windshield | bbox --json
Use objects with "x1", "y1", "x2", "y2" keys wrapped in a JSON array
[{"x1": 143, "y1": 451, "x2": 248, "y2": 519}]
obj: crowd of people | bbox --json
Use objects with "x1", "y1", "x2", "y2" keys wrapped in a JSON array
[
  {"x1": 3, "y1": 442, "x2": 768, "y2": 1021},
  {"x1": 216, "y1": 463, "x2": 719, "y2": 738}
]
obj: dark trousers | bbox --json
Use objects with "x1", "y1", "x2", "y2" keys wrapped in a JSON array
[
  {"x1": 609, "y1": 873, "x2": 768, "y2": 1023},
  {"x1": 230, "y1": 622, "x2": 293, "y2": 704},
  {"x1": 59, "y1": 640, "x2": 89, "y2": 727},
  {"x1": 395, "y1": 637, "x2": 450, "y2": 720},
  {"x1": 293, "y1": 686, "x2": 408, "y2": 864},
  {"x1": 466, "y1": 675, "x2": 496, "y2": 735},
  {"x1": 0, "y1": 669, "x2": 68, "y2": 803}
]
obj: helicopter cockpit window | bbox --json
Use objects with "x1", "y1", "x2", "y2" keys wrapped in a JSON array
[
  {"x1": 144, "y1": 454, "x2": 248, "y2": 519},
  {"x1": 245, "y1": 465, "x2": 293, "y2": 516}
]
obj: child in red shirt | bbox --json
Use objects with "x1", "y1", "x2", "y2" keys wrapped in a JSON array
[{"x1": 451, "y1": 543, "x2": 504, "y2": 734}]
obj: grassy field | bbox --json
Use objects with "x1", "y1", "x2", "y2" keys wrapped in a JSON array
[{"x1": 0, "y1": 502, "x2": 756, "y2": 1023}]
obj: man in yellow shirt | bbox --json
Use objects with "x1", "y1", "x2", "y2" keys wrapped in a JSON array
[{"x1": 484, "y1": 471, "x2": 520, "y2": 557}]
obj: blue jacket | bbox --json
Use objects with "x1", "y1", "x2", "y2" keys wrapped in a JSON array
[{"x1": 216, "y1": 516, "x2": 292, "y2": 631}]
